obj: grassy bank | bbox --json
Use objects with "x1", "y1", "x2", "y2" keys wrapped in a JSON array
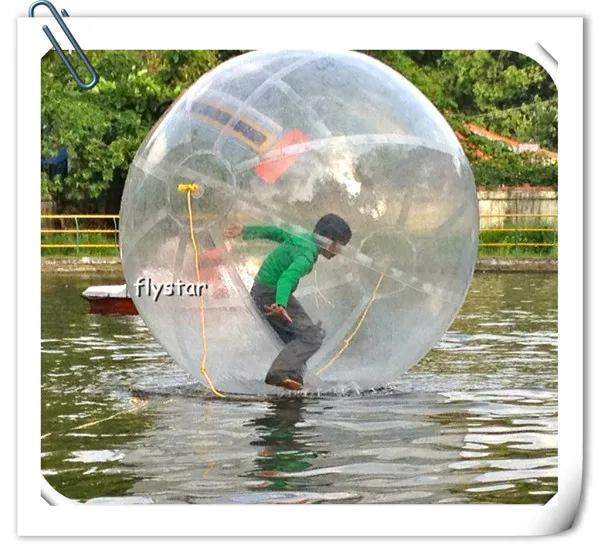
[
  {"x1": 42, "y1": 225, "x2": 558, "y2": 258},
  {"x1": 478, "y1": 224, "x2": 557, "y2": 258},
  {"x1": 41, "y1": 231, "x2": 120, "y2": 256}
]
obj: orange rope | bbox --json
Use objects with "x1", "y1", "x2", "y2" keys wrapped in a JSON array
[
  {"x1": 315, "y1": 272, "x2": 385, "y2": 376},
  {"x1": 181, "y1": 183, "x2": 226, "y2": 398}
]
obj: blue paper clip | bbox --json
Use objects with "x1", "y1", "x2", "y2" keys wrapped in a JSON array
[{"x1": 29, "y1": 1, "x2": 99, "y2": 90}]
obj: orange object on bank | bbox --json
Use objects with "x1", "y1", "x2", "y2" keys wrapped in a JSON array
[{"x1": 255, "y1": 130, "x2": 308, "y2": 183}]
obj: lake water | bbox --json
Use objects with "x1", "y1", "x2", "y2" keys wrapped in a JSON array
[{"x1": 41, "y1": 272, "x2": 557, "y2": 504}]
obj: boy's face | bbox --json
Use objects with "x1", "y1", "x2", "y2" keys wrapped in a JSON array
[{"x1": 322, "y1": 239, "x2": 347, "y2": 259}]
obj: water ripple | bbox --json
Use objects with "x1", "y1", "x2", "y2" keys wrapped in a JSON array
[{"x1": 41, "y1": 273, "x2": 558, "y2": 504}]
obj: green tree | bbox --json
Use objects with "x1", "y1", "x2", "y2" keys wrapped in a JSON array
[
  {"x1": 367, "y1": 50, "x2": 557, "y2": 150},
  {"x1": 41, "y1": 49, "x2": 558, "y2": 214},
  {"x1": 41, "y1": 50, "x2": 219, "y2": 213},
  {"x1": 436, "y1": 50, "x2": 557, "y2": 149}
]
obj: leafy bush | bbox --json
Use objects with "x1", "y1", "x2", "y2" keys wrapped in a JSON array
[{"x1": 448, "y1": 117, "x2": 557, "y2": 188}]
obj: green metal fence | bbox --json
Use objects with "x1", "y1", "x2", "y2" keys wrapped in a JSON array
[{"x1": 41, "y1": 213, "x2": 558, "y2": 254}]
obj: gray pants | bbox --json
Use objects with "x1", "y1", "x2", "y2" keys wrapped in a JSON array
[{"x1": 251, "y1": 283, "x2": 324, "y2": 384}]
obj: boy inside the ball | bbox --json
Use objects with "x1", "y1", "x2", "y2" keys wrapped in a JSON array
[{"x1": 223, "y1": 214, "x2": 352, "y2": 391}]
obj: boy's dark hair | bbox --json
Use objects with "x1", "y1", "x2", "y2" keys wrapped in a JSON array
[{"x1": 314, "y1": 214, "x2": 352, "y2": 244}]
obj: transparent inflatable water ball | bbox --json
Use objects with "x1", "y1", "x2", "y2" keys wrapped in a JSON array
[{"x1": 120, "y1": 50, "x2": 479, "y2": 394}]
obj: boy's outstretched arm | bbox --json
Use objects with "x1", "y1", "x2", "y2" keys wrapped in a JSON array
[{"x1": 223, "y1": 223, "x2": 290, "y2": 243}]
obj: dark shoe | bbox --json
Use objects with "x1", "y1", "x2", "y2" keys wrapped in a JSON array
[{"x1": 265, "y1": 376, "x2": 304, "y2": 391}]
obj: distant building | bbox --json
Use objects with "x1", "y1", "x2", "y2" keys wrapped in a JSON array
[{"x1": 463, "y1": 123, "x2": 557, "y2": 165}]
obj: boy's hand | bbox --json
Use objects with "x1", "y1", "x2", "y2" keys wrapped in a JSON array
[
  {"x1": 223, "y1": 224, "x2": 243, "y2": 238},
  {"x1": 264, "y1": 303, "x2": 293, "y2": 323}
]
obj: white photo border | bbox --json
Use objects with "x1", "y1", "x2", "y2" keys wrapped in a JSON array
[{"x1": 18, "y1": 16, "x2": 582, "y2": 536}]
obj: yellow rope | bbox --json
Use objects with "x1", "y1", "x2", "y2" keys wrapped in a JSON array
[
  {"x1": 70, "y1": 400, "x2": 149, "y2": 431},
  {"x1": 41, "y1": 411, "x2": 134, "y2": 439},
  {"x1": 41, "y1": 398, "x2": 175, "y2": 440},
  {"x1": 315, "y1": 272, "x2": 385, "y2": 376},
  {"x1": 202, "y1": 461, "x2": 216, "y2": 479},
  {"x1": 180, "y1": 183, "x2": 226, "y2": 398}
]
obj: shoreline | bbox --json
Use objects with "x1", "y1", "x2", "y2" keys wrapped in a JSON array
[{"x1": 40, "y1": 256, "x2": 558, "y2": 275}]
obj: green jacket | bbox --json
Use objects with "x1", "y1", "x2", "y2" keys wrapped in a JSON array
[{"x1": 242, "y1": 224, "x2": 318, "y2": 307}]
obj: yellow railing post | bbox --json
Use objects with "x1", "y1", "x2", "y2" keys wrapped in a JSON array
[
  {"x1": 41, "y1": 214, "x2": 121, "y2": 252},
  {"x1": 74, "y1": 216, "x2": 79, "y2": 255}
]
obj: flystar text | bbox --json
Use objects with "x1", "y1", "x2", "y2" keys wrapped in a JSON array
[{"x1": 133, "y1": 278, "x2": 208, "y2": 302}]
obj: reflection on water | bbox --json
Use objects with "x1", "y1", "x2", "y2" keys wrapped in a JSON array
[
  {"x1": 41, "y1": 273, "x2": 557, "y2": 504},
  {"x1": 245, "y1": 399, "x2": 321, "y2": 492}
]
